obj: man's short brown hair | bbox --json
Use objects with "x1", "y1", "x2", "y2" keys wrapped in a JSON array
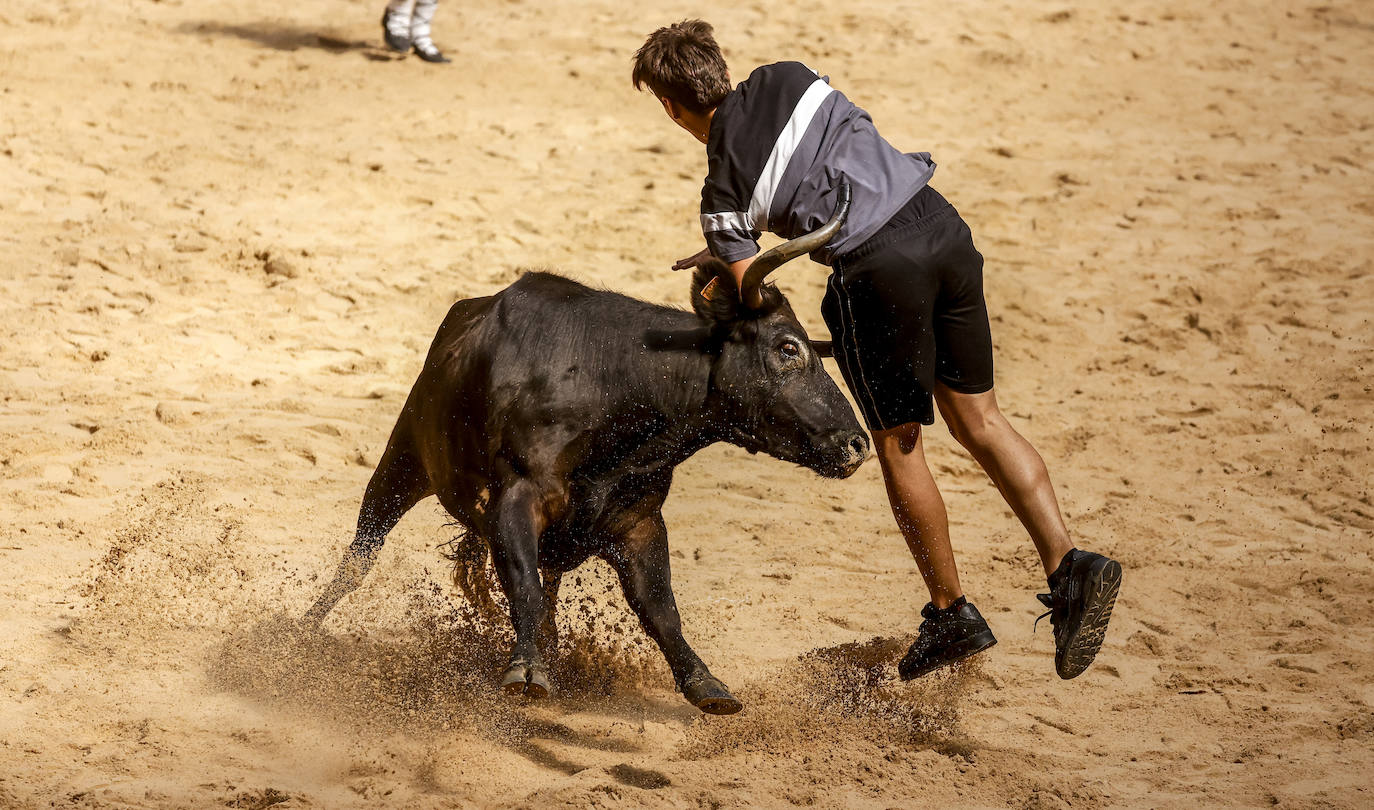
[{"x1": 632, "y1": 20, "x2": 731, "y2": 115}]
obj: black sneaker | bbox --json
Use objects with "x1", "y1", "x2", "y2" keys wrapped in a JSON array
[
  {"x1": 898, "y1": 596, "x2": 998, "y2": 680},
  {"x1": 1036, "y1": 549, "x2": 1122, "y2": 679}
]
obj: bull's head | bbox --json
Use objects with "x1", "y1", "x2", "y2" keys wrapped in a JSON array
[{"x1": 690, "y1": 183, "x2": 869, "y2": 478}]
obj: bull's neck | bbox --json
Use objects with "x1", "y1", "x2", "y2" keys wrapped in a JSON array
[{"x1": 622, "y1": 338, "x2": 725, "y2": 469}]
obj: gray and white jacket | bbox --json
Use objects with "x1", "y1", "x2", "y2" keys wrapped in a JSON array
[{"x1": 701, "y1": 61, "x2": 936, "y2": 265}]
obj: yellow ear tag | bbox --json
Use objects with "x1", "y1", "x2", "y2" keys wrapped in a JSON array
[{"x1": 700, "y1": 276, "x2": 719, "y2": 302}]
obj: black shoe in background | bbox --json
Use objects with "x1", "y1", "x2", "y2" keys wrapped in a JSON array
[
  {"x1": 1037, "y1": 549, "x2": 1122, "y2": 679},
  {"x1": 898, "y1": 596, "x2": 998, "y2": 680},
  {"x1": 413, "y1": 41, "x2": 451, "y2": 63},
  {"x1": 382, "y1": 10, "x2": 411, "y2": 53}
]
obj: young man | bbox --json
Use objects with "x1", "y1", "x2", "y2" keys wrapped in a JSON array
[{"x1": 632, "y1": 21, "x2": 1121, "y2": 680}]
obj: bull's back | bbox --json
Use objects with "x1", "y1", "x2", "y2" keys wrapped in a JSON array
[
  {"x1": 396, "y1": 273, "x2": 697, "y2": 522},
  {"x1": 398, "y1": 274, "x2": 612, "y2": 495}
]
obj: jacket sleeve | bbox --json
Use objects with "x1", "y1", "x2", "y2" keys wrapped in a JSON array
[
  {"x1": 700, "y1": 212, "x2": 760, "y2": 263},
  {"x1": 700, "y1": 153, "x2": 760, "y2": 262}
]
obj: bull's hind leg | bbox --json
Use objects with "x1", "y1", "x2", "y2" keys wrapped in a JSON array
[
  {"x1": 610, "y1": 515, "x2": 742, "y2": 715},
  {"x1": 303, "y1": 435, "x2": 430, "y2": 628},
  {"x1": 487, "y1": 478, "x2": 555, "y2": 698}
]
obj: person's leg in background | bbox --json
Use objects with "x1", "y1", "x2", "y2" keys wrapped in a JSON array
[
  {"x1": 409, "y1": 0, "x2": 451, "y2": 63},
  {"x1": 382, "y1": 0, "x2": 415, "y2": 53}
]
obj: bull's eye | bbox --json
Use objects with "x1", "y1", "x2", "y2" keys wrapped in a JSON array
[{"x1": 780, "y1": 340, "x2": 801, "y2": 358}]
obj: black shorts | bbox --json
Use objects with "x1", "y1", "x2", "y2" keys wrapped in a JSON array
[{"x1": 820, "y1": 185, "x2": 994, "y2": 431}]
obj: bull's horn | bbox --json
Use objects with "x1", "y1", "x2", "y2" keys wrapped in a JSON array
[{"x1": 739, "y1": 180, "x2": 851, "y2": 310}]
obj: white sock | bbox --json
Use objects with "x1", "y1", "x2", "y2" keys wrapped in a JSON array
[
  {"x1": 384, "y1": 0, "x2": 414, "y2": 36},
  {"x1": 410, "y1": 0, "x2": 440, "y2": 53}
]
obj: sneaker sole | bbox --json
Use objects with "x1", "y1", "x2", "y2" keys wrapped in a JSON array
[
  {"x1": 1057, "y1": 559, "x2": 1121, "y2": 679},
  {"x1": 899, "y1": 631, "x2": 998, "y2": 681}
]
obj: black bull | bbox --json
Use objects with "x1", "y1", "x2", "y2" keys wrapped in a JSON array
[{"x1": 304, "y1": 193, "x2": 868, "y2": 714}]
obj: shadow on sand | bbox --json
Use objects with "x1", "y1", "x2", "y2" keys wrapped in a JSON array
[{"x1": 176, "y1": 20, "x2": 395, "y2": 60}]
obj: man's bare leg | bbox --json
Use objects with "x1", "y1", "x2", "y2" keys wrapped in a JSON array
[
  {"x1": 876, "y1": 420, "x2": 1000, "y2": 680},
  {"x1": 872, "y1": 422, "x2": 963, "y2": 609},
  {"x1": 932, "y1": 383, "x2": 1119, "y2": 679},
  {"x1": 933, "y1": 384, "x2": 1074, "y2": 576}
]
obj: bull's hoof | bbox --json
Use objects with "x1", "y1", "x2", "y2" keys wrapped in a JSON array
[
  {"x1": 500, "y1": 660, "x2": 550, "y2": 699},
  {"x1": 682, "y1": 673, "x2": 742, "y2": 715}
]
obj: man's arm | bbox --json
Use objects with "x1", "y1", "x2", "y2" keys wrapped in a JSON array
[
  {"x1": 672, "y1": 249, "x2": 758, "y2": 307},
  {"x1": 725, "y1": 256, "x2": 756, "y2": 307},
  {"x1": 672, "y1": 248, "x2": 755, "y2": 289}
]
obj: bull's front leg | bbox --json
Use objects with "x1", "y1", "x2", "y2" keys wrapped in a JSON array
[
  {"x1": 487, "y1": 478, "x2": 553, "y2": 698},
  {"x1": 609, "y1": 515, "x2": 743, "y2": 715},
  {"x1": 538, "y1": 569, "x2": 562, "y2": 652}
]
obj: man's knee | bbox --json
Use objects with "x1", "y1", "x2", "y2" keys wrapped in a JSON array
[
  {"x1": 947, "y1": 412, "x2": 994, "y2": 449},
  {"x1": 938, "y1": 392, "x2": 1007, "y2": 451}
]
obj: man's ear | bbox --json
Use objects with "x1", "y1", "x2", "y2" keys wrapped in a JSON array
[{"x1": 690, "y1": 259, "x2": 740, "y2": 323}]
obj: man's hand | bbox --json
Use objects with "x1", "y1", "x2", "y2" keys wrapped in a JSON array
[{"x1": 672, "y1": 247, "x2": 713, "y2": 271}]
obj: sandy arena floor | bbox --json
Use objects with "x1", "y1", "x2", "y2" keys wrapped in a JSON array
[{"x1": 1, "y1": 0, "x2": 1371, "y2": 807}]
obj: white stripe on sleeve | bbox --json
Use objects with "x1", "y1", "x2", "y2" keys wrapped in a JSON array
[{"x1": 700, "y1": 211, "x2": 754, "y2": 233}]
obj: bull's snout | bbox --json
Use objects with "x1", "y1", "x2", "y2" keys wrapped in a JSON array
[{"x1": 820, "y1": 429, "x2": 870, "y2": 478}]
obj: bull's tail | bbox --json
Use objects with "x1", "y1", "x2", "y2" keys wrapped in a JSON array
[{"x1": 439, "y1": 524, "x2": 505, "y2": 625}]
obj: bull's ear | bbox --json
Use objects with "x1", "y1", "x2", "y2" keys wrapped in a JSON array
[
  {"x1": 810, "y1": 339, "x2": 834, "y2": 357},
  {"x1": 690, "y1": 259, "x2": 740, "y2": 323}
]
